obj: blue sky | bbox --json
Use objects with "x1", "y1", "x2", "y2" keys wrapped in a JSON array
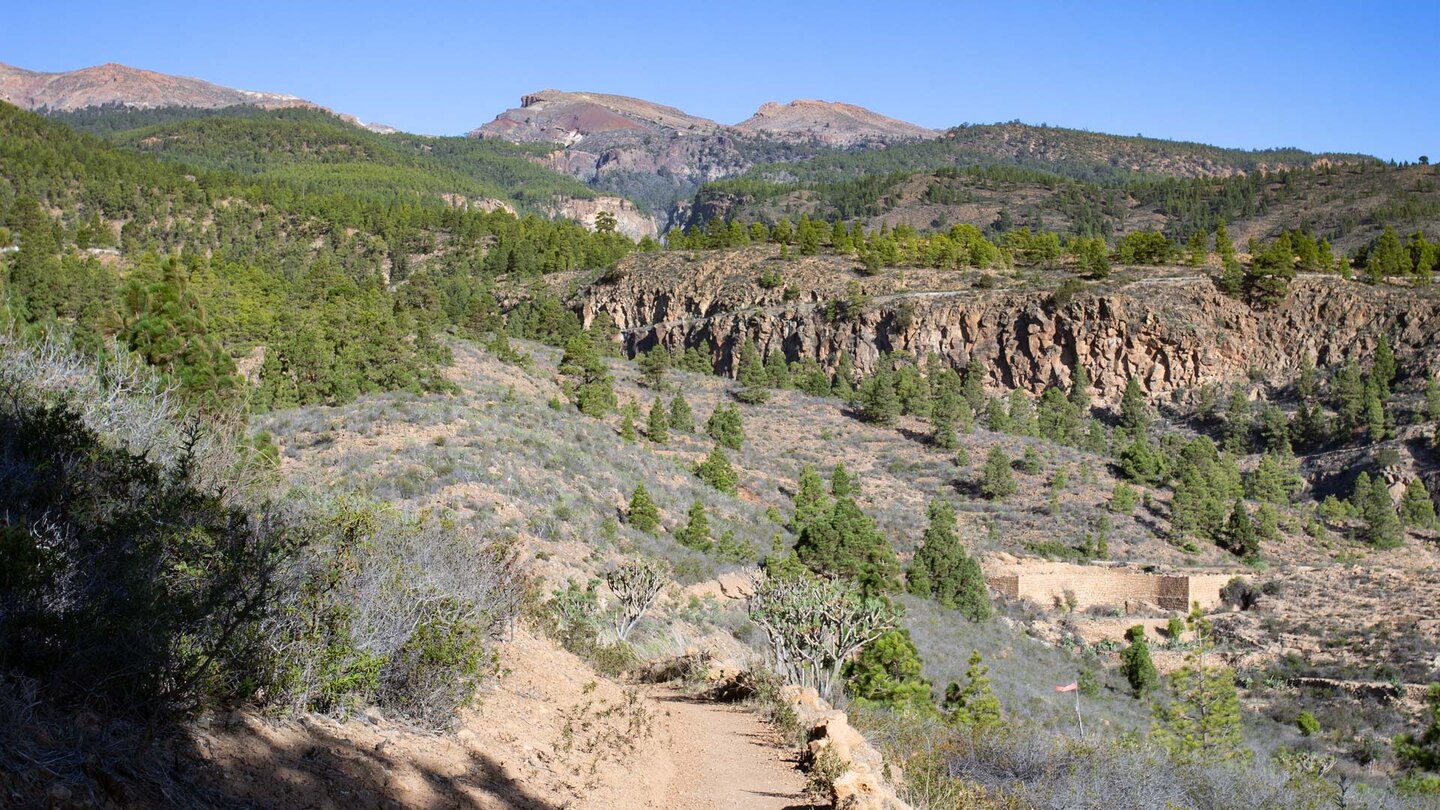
[{"x1": 5, "y1": 0, "x2": 1436, "y2": 160}]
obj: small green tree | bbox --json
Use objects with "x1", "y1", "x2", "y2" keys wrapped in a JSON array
[
  {"x1": 943, "y1": 651, "x2": 1002, "y2": 732},
  {"x1": 706, "y1": 403, "x2": 745, "y2": 450},
  {"x1": 1356, "y1": 472, "x2": 1403, "y2": 548},
  {"x1": 1152, "y1": 606, "x2": 1250, "y2": 766},
  {"x1": 1120, "y1": 625, "x2": 1159, "y2": 697},
  {"x1": 638, "y1": 347, "x2": 670, "y2": 389},
  {"x1": 646, "y1": 398, "x2": 669, "y2": 443},
  {"x1": 907, "y1": 500, "x2": 991, "y2": 620},
  {"x1": 843, "y1": 629, "x2": 934, "y2": 714},
  {"x1": 1111, "y1": 481, "x2": 1140, "y2": 514},
  {"x1": 1400, "y1": 478, "x2": 1438, "y2": 529},
  {"x1": 858, "y1": 368, "x2": 901, "y2": 426},
  {"x1": 626, "y1": 484, "x2": 661, "y2": 533},
  {"x1": 1297, "y1": 711, "x2": 1321, "y2": 737},
  {"x1": 734, "y1": 339, "x2": 770, "y2": 404},
  {"x1": 980, "y1": 446, "x2": 1017, "y2": 500},
  {"x1": 790, "y1": 464, "x2": 832, "y2": 536},
  {"x1": 795, "y1": 497, "x2": 900, "y2": 596},
  {"x1": 618, "y1": 407, "x2": 638, "y2": 442},
  {"x1": 559, "y1": 333, "x2": 617, "y2": 417},
  {"x1": 675, "y1": 499, "x2": 712, "y2": 551},
  {"x1": 695, "y1": 447, "x2": 739, "y2": 495},
  {"x1": 1120, "y1": 377, "x2": 1151, "y2": 435},
  {"x1": 1219, "y1": 499, "x2": 1259, "y2": 558},
  {"x1": 669, "y1": 394, "x2": 695, "y2": 433}
]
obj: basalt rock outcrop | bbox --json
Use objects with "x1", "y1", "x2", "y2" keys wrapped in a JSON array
[{"x1": 574, "y1": 246, "x2": 1440, "y2": 404}]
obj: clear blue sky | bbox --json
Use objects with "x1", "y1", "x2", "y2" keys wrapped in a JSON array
[{"x1": 5, "y1": 0, "x2": 1436, "y2": 160}]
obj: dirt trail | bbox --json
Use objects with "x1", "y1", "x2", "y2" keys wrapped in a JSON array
[{"x1": 645, "y1": 686, "x2": 818, "y2": 810}]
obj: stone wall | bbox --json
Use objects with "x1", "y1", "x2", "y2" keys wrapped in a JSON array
[{"x1": 986, "y1": 561, "x2": 1231, "y2": 613}]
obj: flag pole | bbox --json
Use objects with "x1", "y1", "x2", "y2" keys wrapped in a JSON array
[{"x1": 1074, "y1": 687, "x2": 1084, "y2": 739}]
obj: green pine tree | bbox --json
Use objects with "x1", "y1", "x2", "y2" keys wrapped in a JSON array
[
  {"x1": 843, "y1": 629, "x2": 934, "y2": 714},
  {"x1": 705, "y1": 403, "x2": 745, "y2": 450},
  {"x1": 669, "y1": 394, "x2": 695, "y2": 433},
  {"x1": 695, "y1": 447, "x2": 739, "y2": 495},
  {"x1": 627, "y1": 484, "x2": 660, "y2": 533},
  {"x1": 1400, "y1": 478, "x2": 1438, "y2": 529},
  {"x1": 1120, "y1": 378, "x2": 1151, "y2": 435},
  {"x1": 858, "y1": 368, "x2": 901, "y2": 426},
  {"x1": 646, "y1": 398, "x2": 669, "y2": 443},
  {"x1": 790, "y1": 465, "x2": 832, "y2": 536},
  {"x1": 675, "y1": 500, "x2": 712, "y2": 551},
  {"x1": 943, "y1": 651, "x2": 1002, "y2": 732},
  {"x1": 980, "y1": 446, "x2": 1017, "y2": 500},
  {"x1": 1152, "y1": 607, "x2": 1250, "y2": 766},
  {"x1": 1120, "y1": 625, "x2": 1159, "y2": 697},
  {"x1": 907, "y1": 501, "x2": 991, "y2": 620},
  {"x1": 734, "y1": 339, "x2": 770, "y2": 404},
  {"x1": 794, "y1": 496, "x2": 900, "y2": 595}
]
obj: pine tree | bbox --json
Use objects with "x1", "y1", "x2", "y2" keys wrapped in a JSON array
[
  {"x1": 791, "y1": 465, "x2": 832, "y2": 535},
  {"x1": 1152, "y1": 607, "x2": 1250, "y2": 766},
  {"x1": 858, "y1": 368, "x2": 901, "y2": 426},
  {"x1": 930, "y1": 384, "x2": 961, "y2": 449},
  {"x1": 1426, "y1": 378, "x2": 1440, "y2": 422},
  {"x1": 831, "y1": 463, "x2": 856, "y2": 499},
  {"x1": 627, "y1": 484, "x2": 660, "y2": 533},
  {"x1": 832, "y1": 351, "x2": 856, "y2": 400},
  {"x1": 619, "y1": 407, "x2": 638, "y2": 442},
  {"x1": 1374, "y1": 334, "x2": 1397, "y2": 397},
  {"x1": 705, "y1": 403, "x2": 745, "y2": 450},
  {"x1": 1222, "y1": 388, "x2": 1253, "y2": 454},
  {"x1": 764, "y1": 350, "x2": 791, "y2": 389},
  {"x1": 943, "y1": 651, "x2": 1002, "y2": 732},
  {"x1": 559, "y1": 333, "x2": 616, "y2": 417},
  {"x1": 1021, "y1": 445, "x2": 1042, "y2": 475},
  {"x1": 908, "y1": 501, "x2": 991, "y2": 620},
  {"x1": 1219, "y1": 499, "x2": 1259, "y2": 558},
  {"x1": 1400, "y1": 478, "x2": 1438, "y2": 529},
  {"x1": 1037, "y1": 386, "x2": 1077, "y2": 444},
  {"x1": 1186, "y1": 231, "x2": 1207, "y2": 266},
  {"x1": 893, "y1": 364, "x2": 932, "y2": 418},
  {"x1": 695, "y1": 447, "x2": 739, "y2": 495},
  {"x1": 669, "y1": 394, "x2": 695, "y2": 433},
  {"x1": 1007, "y1": 389, "x2": 1038, "y2": 436},
  {"x1": 1120, "y1": 377, "x2": 1150, "y2": 435},
  {"x1": 638, "y1": 347, "x2": 670, "y2": 389},
  {"x1": 843, "y1": 629, "x2": 934, "y2": 713},
  {"x1": 1068, "y1": 363, "x2": 1092, "y2": 415},
  {"x1": 646, "y1": 398, "x2": 669, "y2": 443},
  {"x1": 1120, "y1": 625, "x2": 1159, "y2": 697},
  {"x1": 734, "y1": 339, "x2": 770, "y2": 404},
  {"x1": 795, "y1": 496, "x2": 899, "y2": 595},
  {"x1": 1215, "y1": 219, "x2": 1235, "y2": 262},
  {"x1": 1355, "y1": 473, "x2": 1403, "y2": 548},
  {"x1": 980, "y1": 446, "x2": 1017, "y2": 500},
  {"x1": 675, "y1": 500, "x2": 712, "y2": 551}
]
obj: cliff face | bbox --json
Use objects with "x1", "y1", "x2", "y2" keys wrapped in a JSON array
[{"x1": 573, "y1": 247, "x2": 1440, "y2": 403}]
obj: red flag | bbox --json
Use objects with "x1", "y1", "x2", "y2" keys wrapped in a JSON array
[{"x1": 1055, "y1": 682, "x2": 1078, "y2": 693}]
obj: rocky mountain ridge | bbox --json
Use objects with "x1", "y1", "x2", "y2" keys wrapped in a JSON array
[
  {"x1": 0, "y1": 61, "x2": 393, "y2": 132},
  {"x1": 735, "y1": 99, "x2": 939, "y2": 146},
  {"x1": 572, "y1": 246, "x2": 1440, "y2": 404}
]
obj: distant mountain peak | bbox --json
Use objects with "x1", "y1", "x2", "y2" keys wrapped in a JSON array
[
  {"x1": 471, "y1": 89, "x2": 722, "y2": 143},
  {"x1": 735, "y1": 98, "x2": 937, "y2": 145},
  {"x1": 0, "y1": 60, "x2": 310, "y2": 112}
]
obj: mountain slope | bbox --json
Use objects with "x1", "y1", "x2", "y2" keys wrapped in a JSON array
[
  {"x1": 0, "y1": 61, "x2": 307, "y2": 112},
  {"x1": 735, "y1": 99, "x2": 938, "y2": 146},
  {"x1": 472, "y1": 89, "x2": 723, "y2": 144}
]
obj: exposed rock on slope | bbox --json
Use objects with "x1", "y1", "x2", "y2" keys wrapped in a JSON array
[
  {"x1": 0, "y1": 60, "x2": 394, "y2": 131},
  {"x1": 574, "y1": 246, "x2": 1440, "y2": 403},
  {"x1": 735, "y1": 99, "x2": 937, "y2": 146},
  {"x1": 471, "y1": 89, "x2": 723, "y2": 143},
  {"x1": 549, "y1": 195, "x2": 659, "y2": 241},
  {"x1": 0, "y1": 61, "x2": 308, "y2": 111}
]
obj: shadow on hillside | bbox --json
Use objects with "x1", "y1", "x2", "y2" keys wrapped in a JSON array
[{"x1": 166, "y1": 719, "x2": 564, "y2": 809}]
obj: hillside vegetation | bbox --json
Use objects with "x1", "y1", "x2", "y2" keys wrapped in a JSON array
[{"x1": 4, "y1": 92, "x2": 1440, "y2": 810}]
